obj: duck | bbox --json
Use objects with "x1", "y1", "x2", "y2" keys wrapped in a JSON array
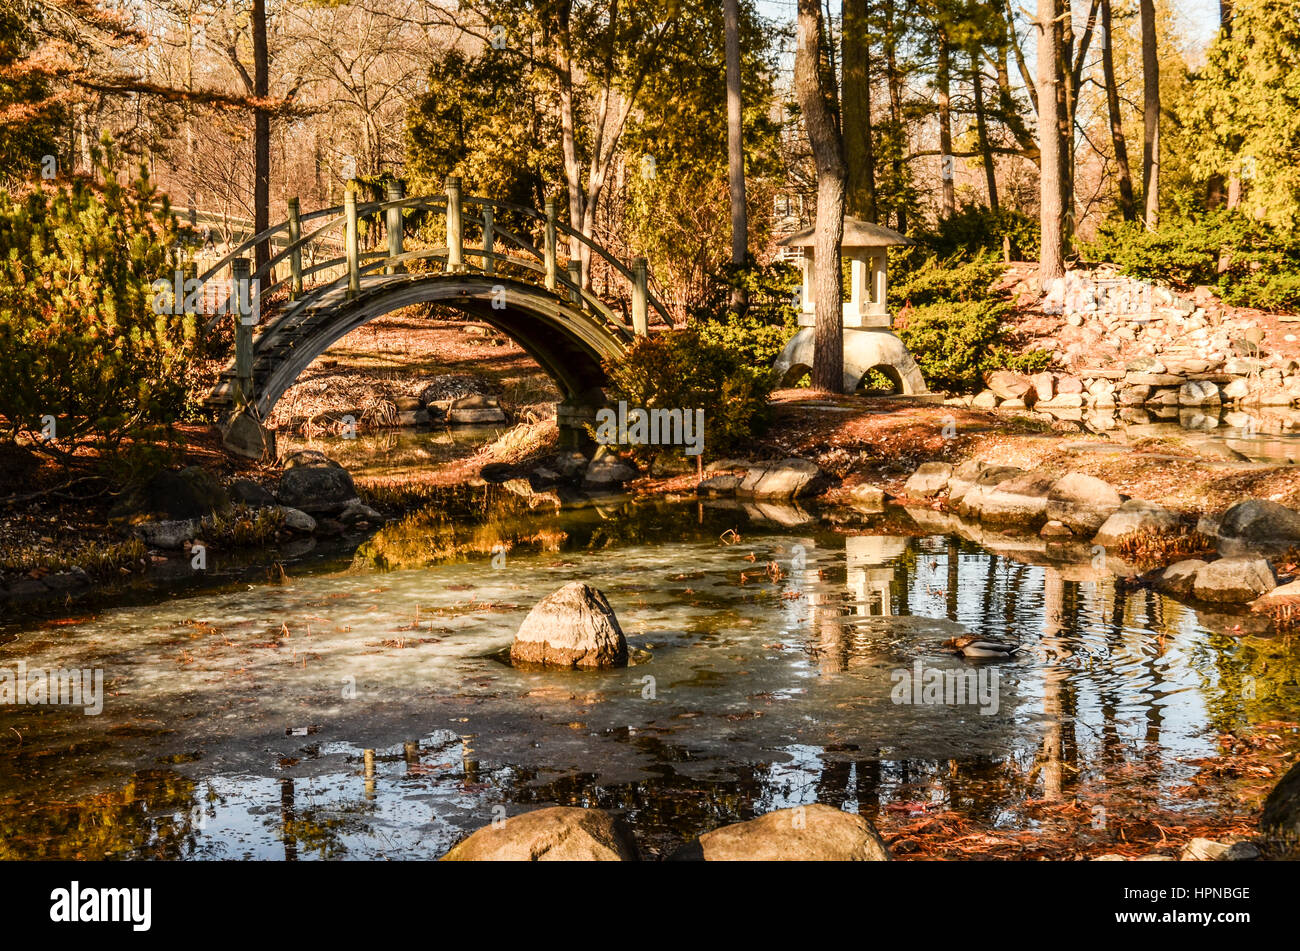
[{"x1": 940, "y1": 634, "x2": 1023, "y2": 659}]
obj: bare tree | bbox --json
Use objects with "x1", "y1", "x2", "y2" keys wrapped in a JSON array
[
  {"x1": 1100, "y1": 0, "x2": 1135, "y2": 220},
  {"x1": 794, "y1": 0, "x2": 846, "y2": 393}
]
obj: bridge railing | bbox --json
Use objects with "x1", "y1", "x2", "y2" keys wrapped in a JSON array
[{"x1": 197, "y1": 178, "x2": 671, "y2": 340}]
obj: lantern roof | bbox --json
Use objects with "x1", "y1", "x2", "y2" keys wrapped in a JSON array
[{"x1": 778, "y1": 216, "x2": 913, "y2": 249}]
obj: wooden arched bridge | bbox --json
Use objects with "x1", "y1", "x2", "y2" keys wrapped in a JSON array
[{"x1": 194, "y1": 178, "x2": 670, "y2": 457}]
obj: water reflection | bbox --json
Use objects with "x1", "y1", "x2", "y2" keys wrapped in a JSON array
[{"x1": 1, "y1": 498, "x2": 1298, "y2": 859}]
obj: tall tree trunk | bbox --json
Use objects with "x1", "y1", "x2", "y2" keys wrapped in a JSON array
[
  {"x1": 1037, "y1": 0, "x2": 1065, "y2": 282},
  {"x1": 1101, "y1": 0, "x2": 1136, "y2": 220},
  {"x1": 1140, "y1": 0, "x2": 1160, "y2": 230},
  {"x1": 724, "y1": 0, "x2": 748, "y2": 312},
  {"x1": 970, "y1": 46, "x2": 998, "y2": 212},
  {"x1": 842, "y1": 0, "x2": 877, "y2": 221},
  {"x1": 252, "y1": 0, "x2": 270, "y2": 272},
  {"x1": 936, "y1": 29, "x2": 955, "y2": 219},
  {"x1": 1056, "y1": 0, "x2": 1074, "y2": 249},
  {"x1": 883, "y1": 0, "x2": 907, "y2": 233},
  {"x1": 795, "y1": 0, "x2": 847, "y2": 394}
]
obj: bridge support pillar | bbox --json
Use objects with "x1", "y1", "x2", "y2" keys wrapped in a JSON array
[
  {"x1": 385, "y1": 179, "x2": 405, "y2": 274},
  {"x1": 231, "y1": 257, "x2": 254, "y2": 405},
  {"x1": 632, "y1": 256, "x2": 649, "y2": 336},
  {"x1": 446, "y1": 176, "x2": 464, "y2": 272},
  {"x1": 345, "y1": 185, "x2": 360, "y2": 297},
  {"x1": 544, "y1": 198, "x2": 558, "y2": 291},
  {"x1": 556, "y1": 396, "x2": 602, "y2": 451},
  {"x1": 287, "y1": 197, "x2": 303, "y2": 298}
]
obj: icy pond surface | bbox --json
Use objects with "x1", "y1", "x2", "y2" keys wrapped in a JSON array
[{"x1": 2, "y1": 494, "x2": 1298, "y2": 859}]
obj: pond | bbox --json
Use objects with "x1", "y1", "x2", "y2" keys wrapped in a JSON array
[{"x1": 2, "y1": 492, "x2": 1297, "y2": 859}]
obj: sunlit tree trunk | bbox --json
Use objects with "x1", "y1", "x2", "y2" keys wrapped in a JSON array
[
  {"x1": 795, "y1": 0, "x2": 847, "y2": 393},
  {"x1": 1101, "y1": 0, "x2": 1136, "y2": 220},
  {"x1": 936, "y1": 29, "x2": 955, "y2": 219},
  {"x1": 252, "y1": 0, "x2": 270, "y2": 271},
  {"x1": 724, "y1": 0, "x2": 748, "y2": 313},
  {"x1": 1140, "y1": 0, "x2": 1160, "y2": 230},
  {"x1": 842, "y1": 0, "x2": 877, "y2": 221},
  {"x1": 1036, "y1": 0, "x2": 1065, "y2": 282}
]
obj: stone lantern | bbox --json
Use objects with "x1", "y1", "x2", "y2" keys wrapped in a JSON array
[{"x1": 773, "y1": 216, "x2": 930, "y2": 395}]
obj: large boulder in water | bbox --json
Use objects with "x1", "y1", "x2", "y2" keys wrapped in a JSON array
[
  {"x1": 441, "y1": 807, "x2": 639, "y2": 861},
  {"x1": 972, "y1": 472, "x2": 1056, "y2": 532},
  {"x1": 1046, "y1": 473, "x2": 1122, "y2": 534},
  {"x1": 673, "y1": 805, "x2": 891, "y2": 861},
  {"x1": 1216, "y1": 499, "x2": 1300, "y2": 556},
  {"x1": 114, "y1": 465, "x2": 231, "y2": 520},
  {"x1": 1092, "y1": 499, "x2": 1180, "y2": 547},
  {"x1": 1191, "y1": 556, "x2": 1275, "y2": 603},
  {"x1": 510, "y1": 581, "x2": 628, "y2": 668},
  {"x1": 277, "y1": 456, "x2": 359, "y2": 514}
]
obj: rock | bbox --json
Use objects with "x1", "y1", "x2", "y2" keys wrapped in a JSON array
[
  {"x1": 441, "y1": 807, "x2": 639, "y2": 861},
  {"x1": 971, "y1": 472, "x2": 1056, "y2": 531},
  {"x1": 1222, "y1": 378, "x2": 1251, "y2": 400},
  {"x1": 698, "y1": 474, "x2": 740, "y2": 495},
  {"x1": 1260, "y1": 760, "x2": 1300, "y2": 839},
  {"x1": 1040, "y1": 519, "x2": 1073, "y2": 538},
  {"x1": 1029, "y1": 372, "x2": 1055, "y2": 403},
  {"x1": 277, "y1": 506, "x2": 316, "y2": 533},
  {"x1": 1216, "y1": 499, "x2": 1300, "y2": 555},
  {"x1": 1127, "y1": 373, "x2": 1186, "y2": 387},
  {"x1": 1225, "y1": 357, "x2": 1263, "y2": 376},
  {"x1": 447, "y1": 394, "x2": 506, "y2": 424},
  {"x1": 1000, "y1": 397, "x2": 1027, "y2": 410},
  {"x1": 1191, "y1": 556, "x2": 1275, "y2": 603},
  {"x1": 903, "y1": 462, "x2": 954, "y2": 498},
  {"x1": 1056, "y1": 375, "x2": 1084, "y2": 394},
  {"x1": 952, "y1": 466, "x2": 1025, "y2": 518},
  {"x1": 338, "y1": 500, "x2": 382, "y2": 524},
  {"x1": 675, "y1": 805, "x2": 890, "y2": 862},
  {"x1": 584, "y1": 450, "x2": 637, "y2": 486},
  {"x1": 946, "y1": 460, "x2": 993, "y2": 507},
  {"x1": 222, "y1": 411, "x2": 276, "y2": 460},
  {"x1": 1037, "y1": 393, "x2": 1084, "y2": 409},
  {"x1": 397, "y1": 409, "x2": 430, "y2": 427},
  {"x1": 135, "y1": 519, "x2": 198, "y2": 550},
  {"x1": 138, "y1": 466, "x2": 231, "y2": 519},
  {"x1": 1178, "y1": 380, "x2": 1221, "y2": 406},
  {"x1": 278, "y1": 463, "x2": 359, "y2": 515},
  {"x1": 393, "y1": 395, "x2": 423, "y2": 412},
  {"x1": 1093, "y1": 500, "x2": 1181, "y2": 547},
  {"x1": 418, "y1": 374, "x2": 491, "y2": 405},
  {"x1": 550, "y1": 451, "x2": 589, "y2": 477},
  {"x1": 985, "y1": 370, "x2": 1032, "y2": 400},
  {"x1": 739, "y1": 458, "x2": 820, "y2": 499},
  {"x1": 1180, "y1": 838, "x2": 1260, "y2": 861},
  {"x1": 971, "y1": 389, "x2": 998, "y2": 410},
  {"x1": 510, "y1": 581, "x2": 628, "y2": 669},
  {"x1": 1118, "y1": 385, "x2": 1151, "y2": 406},
  {"x1": 530, "y1": 467, "x2": 561, "y2": 487},
  {"x1": 229, "y1": 478, "x2": 275, "y2": 507},
  {"x1": 1155, "y1": 559, "x2": 1207, "y2": 600},
  {"x1": 43, "y1": 569, "x2": 89, "y2": 592},
  {"x1": 1046, "y1": 473, "x2": 1123, "y2": 534},
  {"x1": 846, "y1": 484, "x2": 889, "y2": 510},
  {"x1": 281, "y1": 450, "x2": 341, "y2": 470}
]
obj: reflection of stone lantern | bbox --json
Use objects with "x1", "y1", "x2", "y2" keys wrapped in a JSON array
[
  {"x1": 773, "y1": 217, "x2": 930, "y2": 396},
  {"x1": 846, "y1": 535, "x2": 906, "y2": 617}
]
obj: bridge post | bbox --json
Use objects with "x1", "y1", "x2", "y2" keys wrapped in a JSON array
[
  {"x1": 446, "y1": 176, "x2": 464, "y2": 272},
  {"x1": 385, "y1": 179, "x2": 405, "y2": 275},
  {"x1": 344, "y1": 185, "x2": 360, "y2": 297},
  {"x1": 544, "y1": 197, "x2": 558, "y2": 291},
  {"x1": 632, "y1": 256, "x2": 649, "y2": 336},
  {"x1": 287, "y1": 197, "x2": 303, "y2": 299},
  {"x1": 482, "y1": 206, "x2": 495, "y2": 276},
  {"x1": 567, "y1": 261, "x2": 582, "y2": 304},
  {"x1": 231, "y1": 256, "x2": 254, "y2": 406}
]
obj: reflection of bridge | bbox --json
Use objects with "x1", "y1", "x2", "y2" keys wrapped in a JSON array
[{"x1": 195, "y1": 178, "x2": 671, "y2": 456}]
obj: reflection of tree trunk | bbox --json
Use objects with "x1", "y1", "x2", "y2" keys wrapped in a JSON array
[
  {"x1": 1038, "y1": 568, "x2": 1067, "y2": 800},
  {"x1": 280, "y1": 778, "x2": 298, "y2": 861},
  {"x1": 814, "y1": 590, "x2": 848, "y2": 673},
  {"x1": 945, "y1": 539, "x2": 960, "y2": 622}
]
